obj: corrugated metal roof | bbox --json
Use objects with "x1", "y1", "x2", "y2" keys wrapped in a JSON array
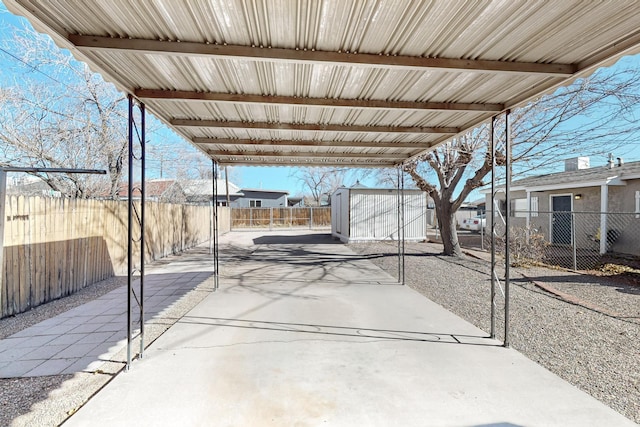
[{"x1": 6, "y1": 0, "x2": 640, "y2": 167}]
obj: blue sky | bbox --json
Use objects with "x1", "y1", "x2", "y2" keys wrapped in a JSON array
[{"x1": 1, "y1": 1, "x2": 639, "y2": 199}]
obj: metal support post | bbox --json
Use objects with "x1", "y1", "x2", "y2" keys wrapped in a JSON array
[
  {"x1": 209, "y1": 199, "x2": 214, "y2": 255},
  {"x1": 490, "y1": 117, "x2": 497, "y2": 339},
  {"x1": 396, "y1": 167, "x2": 401, "y2": 283},
  {"x1": 572, "y1": 212, "x2": 577, "y2": 271},
  {"x1": 599, "y1": 184, "x2": 608, "y2": 255},
  {"x1": 139, "y1": 102, "x2": 146, "y2": 358},
  {"x1": 126, "y1": 94, "x2": 146, "y2": 369},
  {"x1": 0, "y1": 170, "x2": 6, "y2": 312},
  {"x1": 213, "y1": 161, "x2": 220, "y2": 291},
  {"x1": 504, "y1": 110, "x2": 512, "y2": 348},
  {"x1": 400, "y1": 168, "x2": 406, "y2": 285},
  {"x1": 225, "y1": 166, "x2": 231, "y2": 207},
  {"x1": 126, "y1": 94, "x2": 134, "y2": 370}
]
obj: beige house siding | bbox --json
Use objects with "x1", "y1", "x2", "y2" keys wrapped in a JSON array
[{"x1": 484, "y1": 179, "x2": 640, "y2": 256}]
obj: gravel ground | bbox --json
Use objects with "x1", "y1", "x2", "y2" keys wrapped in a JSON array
[
  {"x1": 350, "y1": 240, "x2": 640, "y2": 424},
  {"x1": 0, "y1": 245, "x2": 234, "y2": 427}
]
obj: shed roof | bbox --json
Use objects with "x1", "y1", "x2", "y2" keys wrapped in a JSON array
[{"x1": 6, "y1": 1, "x2": 640, "y2": 167}]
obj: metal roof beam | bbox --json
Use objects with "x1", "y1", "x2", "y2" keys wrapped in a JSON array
[
  {"x1": 136, "y1": 89, "x2": 503, "y2": 112},
  {"x1": 173, "y1": 119, "x2": 459, "y2": 134},
  {"x1": 195, "y1": 138, "x2": 431, "y2": 149},
  {"x1": 217, "y1": 159, "x2": 397, "y2": 167},
  {"x1": 69, "y1": 35, "x2": 576, "y2": 77},
  {"x1": 208, "y1": 150, "x2": 408, "y2": 159}
]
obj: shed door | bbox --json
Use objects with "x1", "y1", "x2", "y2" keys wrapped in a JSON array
[{"x1": 551, "y1": 195, "x2": 572, "y2": 245}]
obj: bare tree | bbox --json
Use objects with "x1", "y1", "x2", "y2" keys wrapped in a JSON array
[
  {"x1": 0, "y1": 27, "x2": 215, "y2": 198},
  {"x1": 405, "y1": 62, "x2": 640, "y2": 257},
  {"x1": 0, "y1": 28, "x2": 130, "y2": 198},
  {"x1": 295, "y1": 167, "x2": 349, "y2": 206}
]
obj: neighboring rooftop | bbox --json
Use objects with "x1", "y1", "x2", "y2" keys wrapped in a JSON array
[
  {"x1": 116, "y1": 179, "x2": 180, "y2": 198},
  {"x1": 181, "y1": 179, "x2": 243, "y2": 197},
  {"x1": 240, "y1": 188, "x2": 289, "y2": 195},
  {"x1": 511, "y1": 160, "x2": 640, "y2": 190}
]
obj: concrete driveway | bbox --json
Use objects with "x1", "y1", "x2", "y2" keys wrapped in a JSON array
[{"x1": 65, "y1": 231, "x2": 636, "y2": 426}]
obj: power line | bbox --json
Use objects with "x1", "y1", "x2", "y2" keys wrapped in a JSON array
[{"x1": 0, "y1": 45, "x2": 85, "y2": 98}]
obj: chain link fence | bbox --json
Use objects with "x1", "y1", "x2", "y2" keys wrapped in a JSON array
[{"x1": 486, "y1": 210, "x2": 640, "y2": 271}]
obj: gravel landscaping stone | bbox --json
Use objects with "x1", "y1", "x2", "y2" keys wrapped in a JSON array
[{"x1": 350, "y1": 240, "x2": 640, "y2": 424}]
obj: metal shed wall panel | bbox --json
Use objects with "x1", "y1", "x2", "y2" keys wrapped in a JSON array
[{"x1": 331, "y1": 188, "x2": 426, "y2": 243}]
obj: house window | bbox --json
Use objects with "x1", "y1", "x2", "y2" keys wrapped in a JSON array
[
  {"x1": 249, "y1": 200, "x2": 262, "y2": 208},
  {"x1": 530, "y1": 196, "x2": 539, "y2": 217},
  {"x1": 510, "y1": 198, "x2": 528, "y2": 218},
  {"x1": 636, "y1": 191, "x2": 640, "y2": 218}
]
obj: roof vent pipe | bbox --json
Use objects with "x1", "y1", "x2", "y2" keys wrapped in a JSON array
[
  {"x1": 617, "y1": 157, "x2": 624, "y2": 167},
  {"x1": 608, "y1": 153, "x2": 615, "y2": 169}
]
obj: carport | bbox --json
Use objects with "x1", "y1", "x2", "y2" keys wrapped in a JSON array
[{"x1": 4, "y1": 0, "x2": 640, "y2": 423}]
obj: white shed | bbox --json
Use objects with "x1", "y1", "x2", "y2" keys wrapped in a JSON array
[{"x1": 331, "y1": 187, "x2": 427, "y2": 243}]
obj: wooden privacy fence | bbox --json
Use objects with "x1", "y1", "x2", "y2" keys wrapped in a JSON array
[
  {"x1": 1, "y1": 196, "x2": 229, "y2": 318},
  {"x1": 231, "y1": 207, "x2": 331, "y2": 229}
]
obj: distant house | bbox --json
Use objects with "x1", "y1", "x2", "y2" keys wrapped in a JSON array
[
  {"x1": 6, "y1": 174, "x2": 61, "y2": 197},
  {"x1": 485, "y1": 157, "x2": 640, "y2": 255},
  {"x1": 181, "y1": 180, "x2": 288, "y2": 208},
  {"x1": 182, "y1": 179, "x2": 244, "y2": 206},
  {"x1": 234, "y1": 188, "x2": 289, "y2": 208},
  {"x1": 116, "y1": 179, "x2": 186, "y2": 202},
  {"x1": 287, "y1": 196, "x2": 303, "y2": 207}
]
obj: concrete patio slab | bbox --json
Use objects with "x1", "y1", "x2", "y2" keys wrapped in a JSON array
[{"x1": 65, "y1": 231, "x2": 636, "y2": 427}]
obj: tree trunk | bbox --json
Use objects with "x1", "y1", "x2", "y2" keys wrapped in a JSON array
[{"x1": 436, "y1": 203, "x2": 463, "y2": 257}]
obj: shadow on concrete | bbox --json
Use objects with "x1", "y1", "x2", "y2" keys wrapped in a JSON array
[
  {"x1": 180, "y1": 316, "x2": 497, "y2": 347},
  {"x1": 252, "y1": 233, "x2": 339, "y2": 245}
]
